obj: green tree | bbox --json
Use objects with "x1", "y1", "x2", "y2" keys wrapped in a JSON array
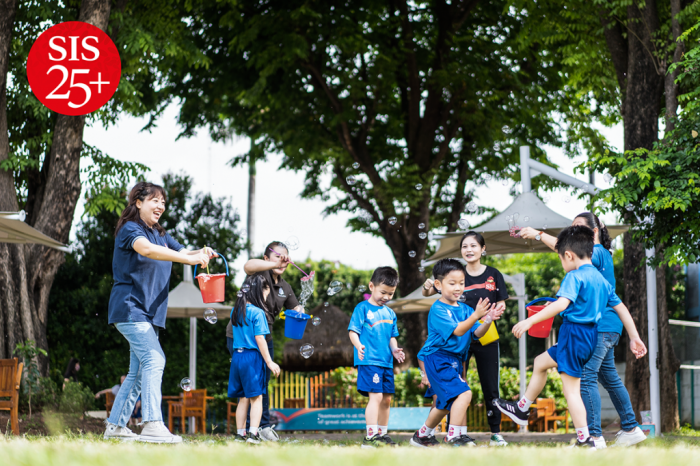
[{"x1": 170, "y1": 0, "x2": 596, "y2": 359}]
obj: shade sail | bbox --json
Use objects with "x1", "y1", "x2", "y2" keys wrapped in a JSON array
[
  {"x1": 0, "y1": 211, "x2": 71, "y2": 252},
  {"x1": 424, "y1": 192, "x2": 627, "y2": 264}
]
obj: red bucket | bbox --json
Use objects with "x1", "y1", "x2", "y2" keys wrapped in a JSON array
[
  {"x1": 526, "y1": 297, "x2": 556, "y2": 338},
  {"x1": 194, "y1": 252, "x2": 228, "y2": 303}
]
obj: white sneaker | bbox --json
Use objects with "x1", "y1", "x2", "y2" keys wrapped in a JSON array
[
  {"x1": 612, "y1": 427, "x2": 646, "y2": 447},
  {"x1": 259, "y1": 426, "x2": 280, "y2": 442},
  {"x1": 138, "y1": 421, "x2": 183, "y2": 444},
  {"x1": 489, "y1": 433, "x2": 508, "y2": 446},
  {"x1": 593, "y1": 437, "x2": 607, "y2": 449},
  {"x1": 104, "y1": 424, "x2": 139, "y2": 441}
]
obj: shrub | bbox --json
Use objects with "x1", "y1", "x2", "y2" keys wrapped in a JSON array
[{"x1": 59, "y1": 381, "x2": 94, "y2": 416}]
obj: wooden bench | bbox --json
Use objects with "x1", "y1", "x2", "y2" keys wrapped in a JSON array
[
  {"x1": 531, "y1": 398, "x2": 569, "y2": 433},
  {"x1": 0, "y1": 358, "x2": 24, "y2": 435}
]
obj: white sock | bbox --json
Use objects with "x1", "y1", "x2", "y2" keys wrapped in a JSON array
[
  {"x1": 250, "y1": 427, "x2": 259, "y2": 436},
  {"x1": 237, "y1": 428, "x2": 246, "y2": 436},
  {"x1": 447, "y1": 425, "x2": 461, "y2": 440},
  {"x1": 366, "y1": 425, "x2": 378, "y2": 438},
  {"x1": 418, "y1": 424, "x2": 435, "y2": 438},
  {"x1": 576, "y1": 426, "x2": 590, "y2": 442},
  {"x1": 461, "y1": 426, "x2": 468, "y2": 436},
  {"x1": 517, "y1": 396, "x2": 533, "y2": 412},
  {"x1": 378, "y1": 425, "x2": 388, "y2": 436}
]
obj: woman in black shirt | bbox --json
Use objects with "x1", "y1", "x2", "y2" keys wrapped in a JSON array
[{"x1": 422, "y1": 231, "x2": 508, "y2": 445}]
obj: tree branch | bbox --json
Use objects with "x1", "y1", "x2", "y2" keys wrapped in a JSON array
[{"x1": 597, "y1": 6, "x2": 629, "y2": 93}]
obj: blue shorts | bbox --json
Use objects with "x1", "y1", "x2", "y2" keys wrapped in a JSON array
[
  {"x1": 228, "y1": 348, "x2": 267, "y2": 398},
  {"x1": 424, "y1": 386, "x2": 435, "y2": 399},
  {"x1": 547, "y1": 321, "x2": 597, "y2": 378},
  {"x1": 357, "y1": 365, "x2": 395, "y2": 396},
  {"x1": 423, "y1": 351, "x2": 470, "y2": 410}
]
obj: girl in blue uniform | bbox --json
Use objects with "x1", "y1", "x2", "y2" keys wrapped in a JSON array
[
  {"x1": 519, "y1": 212, "x2": 648, "y2": 447},
  {"x1": 229, "y1": 273, "x2": 281, "y2": 444}
]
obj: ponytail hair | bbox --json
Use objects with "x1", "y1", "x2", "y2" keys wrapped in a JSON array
[
  {"x1": 115, "y1": 182, "x2": 167, "y2": 237},
  {"x1": 263, "y1": 241, "x2": 289, "y2": 259},
  {"x1": 231, "y1": 273, "x2": 270, "y2": 327},
  {"x1": 574, "y1": 212, "x2": 612, "y2": 251}
]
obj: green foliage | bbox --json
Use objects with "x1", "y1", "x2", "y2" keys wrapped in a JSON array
[
  {"x1": 59, "y1": 381, "x2": 94, "y2": 416},
  {"x1": 14, "y1": 340, "x2": 48, "y2": 418}
]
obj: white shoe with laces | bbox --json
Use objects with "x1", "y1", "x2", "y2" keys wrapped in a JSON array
[
  {"x1": 259, "y1": 426, "x2": 280, "y2": 442},
  {"x1": 138, "y1": 421, "x2": 183, "y2": 443},
  {"x1": 103, "y1": 423, "x2": 139, "y2": 441},
  {"x1": 611, "y1": 427, "x2": 647, "y2": 447},
  {"x1": 593, "y1": 437, "x2": 607, "y2": 449},
  {"x1": 489, "y1": 433, "x2": 508, "y2": 446}
]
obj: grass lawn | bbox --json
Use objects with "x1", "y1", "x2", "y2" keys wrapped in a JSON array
[{"x1": 1, "y1": 434, "x2": 700, "y2": 466}]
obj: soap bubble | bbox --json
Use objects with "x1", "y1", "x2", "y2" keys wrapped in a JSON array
[
  {"x1": 582, "y1": 184, "x2": 589, "y2": 191},
  {"x1": 457, "y1": 218, "x2": 470, "y2": 230},
  {"x1": 543, "y1": 224, "x2": 548, "y2": 229},
  {"x1": 625, "y1": 204, "x2": 634, "y2": 211},
  {"x1": 418, "y1": 223, "x2": 425, "y2": 229},
  {"x1": 512, "y1": 213, "x2": 519, "y2": 222},
  {"x1": 604, "y1": 173, "x2": 613, "y2": 183},
  {"x1": 285, "y1": 236, "x2": 300, "y2": 250},
  {"x1": 418, "y1": 266, "x2": 425, "y2": 272},
  {"x1": 203, "y1": 308, "x2": 218, "y2": 324},
  {"x1": 563, "y1": 196, "x2": 571, "y2": 203},
  {"x1": 408, "y1": 251, "x2": 416, "y2": 258},
  {"x1": 346, "y1": 175, "x2": 357, "y2": 186},
  {"x1": 324, "y1": 302, "x2": 329, "y2": 307},
  {"x1": 501, "y1": 179, "x2": 508, "y2": 186},
  {"x1": 483, "y1": 173, "x2": 492, "y2": 181},
  {"x1": 357, "y1": 285, "x2": 366, "y2": 292},
  {"x1": 388, "y1": 216, "x2": 397, "y2": 225},
  {"x1": 543, "y1": 195, "x2": 551, "y2": 203},
  {"x1": 237, "y1": 291, "x2": 243, "y2": 297},
  {"x1": 419, "y1": 232, "x2": 427, "y2": 239},
  {"x1": 300, "y1": 344, "x2": 314, "y2": 359},
  {"x1": 523, "y1": 216, "x2": 530, "y2": 223},
  {"x1": 180, "y1": 377, "x2": 192, "y2": 391},
  {"x1": 312, "y1": 316, "x2": 321, "y2": 326},
  {"x1": 352, "y1": 162, "x2": 360, "y2": 169},
  {"x1": 415, "y1": 183, "x2": 423, "y2": 190},
  {"x1": 327, "y1": 280, "x2": 344, "y2": 296},
  {"x1": 466, "y1": 201, "x2": 477, "y2": 212},
  {"x1": 241, "y1": 284, "x2": 250, "y2": 293}
]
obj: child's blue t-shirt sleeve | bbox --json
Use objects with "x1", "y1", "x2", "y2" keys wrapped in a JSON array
[
  {"x1": 117, "y1": 221, "x2": 147, "y2": 250},
  {"x1": 432, "y1": 307, "x2": 458, "y2": 341},
  {"x1": 165, "y1": 233, "x2": 185, "y2": 252},
  {"x1": 391, "y1": 311, "x2": 399, "y2": 338},
  {"x1": 253, "y1": 310, "x2": 270, "y2": 336},
  {"x1": 348, "y1": 304, "x2": 365, "y2": 334},
  {"x1": 556, "y1": 272, "x2": 580, "y2": 303}
]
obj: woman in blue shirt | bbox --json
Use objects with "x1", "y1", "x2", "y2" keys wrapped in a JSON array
[
  {"x1": 519, "y1": 212, "x2": 646, "y2": 447},
  {"x1": 104, "y1": 182, "x2": 212, "y2": 443}
]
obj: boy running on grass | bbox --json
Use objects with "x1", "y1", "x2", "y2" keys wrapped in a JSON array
[
  {"x1": 348, "y1": 266, "x2": 405, "y2": 448},
  {"x1": 410, "y1": 259, "x2": 501, "y2": 448},
  {"x1": 495, "y1": 225, "x2": 647, "y2": 448}
]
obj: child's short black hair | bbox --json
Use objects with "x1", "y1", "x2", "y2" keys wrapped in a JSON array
[
  {"x1": 555, "y1": 225, "x2": 594, "y2": 259},
  {"x1": 432, "y1": 258, "x2": 466, "y2": 280},
  {"x1": 370, "y1": 266, "x2": 399, "y2": 288}
]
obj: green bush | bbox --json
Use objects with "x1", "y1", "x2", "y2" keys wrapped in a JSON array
[{"x1": 59, "y1": 381, "x2": 94, "y2": 415}]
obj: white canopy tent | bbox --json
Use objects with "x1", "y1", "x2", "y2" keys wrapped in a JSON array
[
  {"x1": 167, "y1": 264, "x2": 230, "y2": 434},
  {"x1": 0, "y1": 211, "x2": 71, "y2": 252}
]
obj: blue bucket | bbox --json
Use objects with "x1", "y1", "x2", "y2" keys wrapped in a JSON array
[{"x1": 280, "y1": 310, "x2": 311, "y2": 340}]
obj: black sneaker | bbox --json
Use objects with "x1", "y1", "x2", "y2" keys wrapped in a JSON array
[
  {"x1": 494, "y1": 398, "x2": 529, "y2": 426},
  {"x1": 246, "y1": 432, "x2": 262, "y2": 444},
  {"x1": 461, "y1": 434, "x2": 478, "y2": 446},
  {"x1": 233, "y1": 434, "x2": 247, "y2": 442},
  {"x1": 443, "y1": 434, "x2": 477, "y2": 447},
  {"x1": 571, "y1": 437, "x2": 597, "y2": 449},
  {"x1": 378, "y1": 434, "x2": 397, "y2": 447},
  {"x1": 361, "y1": 434, "x2": 386, "y2": 449},
  {"x1": 409, "y1": 431, "x2": 440, "y2": 448}
]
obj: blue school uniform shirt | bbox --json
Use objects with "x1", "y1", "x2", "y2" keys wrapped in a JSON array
[
  {"x1": 418, "y1": 300, "x2": 480, "y2": 359},
  {"x1": 348, "y1": 301, "x2": 399, "y2": 369},
  {"x1": 108, "y1": 220, "x2": 184, "y2": 328},
  {"x1": 556, "y1": 263, "x2": 622, "y2": 324},
  {"x1": 230, "y1": 304, "x2": 270, "y2": 350},
  {"x1": 592, "y1": 244, "x2": 623, "y2": 334}
]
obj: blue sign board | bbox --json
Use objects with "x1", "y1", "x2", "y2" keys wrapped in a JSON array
[{"x1": 270, "y1": 407, "x2": 430, "y2": 431}]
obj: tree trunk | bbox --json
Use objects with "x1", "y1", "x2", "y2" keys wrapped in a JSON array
[
  {"x1": 0, "y1": 0, "x2": 112, "y2": 372},
  {"x1": 664, "y1": 0, "x2": 683, "y2": 133}
]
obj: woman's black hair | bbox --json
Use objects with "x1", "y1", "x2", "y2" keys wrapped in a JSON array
[
  {"x1": 263, "y1": 241, "x2": 289, "y2": 260},
  {"x1": 575, "y1": 212, "x2": 612, "y2": 251},
  {"x1": 460, "y1": 231, "x2": 486, "y2": 250},
  {"x1": 231, "y1": 273, "x2": 270, "y2": 327},
  {"x1": 63, "y1": 358, "x2": 80, "y2": 381},
  {"x1": 115, "y1": 182, "x2": 167, "y2": 237},
  {"x1": 432, "y1": 258, "x2": 466, "y2": 280}
]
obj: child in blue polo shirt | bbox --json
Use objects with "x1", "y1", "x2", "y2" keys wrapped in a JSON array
[
  {"x1": 229, "y1": 273, "x2": 281, "y2": 444},
  {"x1": 348, "y1": 266, "x2": 405, "y2": 448},
  {"x1": 495, "y1": 225, "x2": 647, "y2": 448},
  {"x1": 410, "y1": 259, "x2": 499, "y2": 448}
]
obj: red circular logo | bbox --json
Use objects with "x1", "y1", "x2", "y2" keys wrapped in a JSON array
[{"x1": 27, "y1": 21, "x2": 121, "y2": 116}]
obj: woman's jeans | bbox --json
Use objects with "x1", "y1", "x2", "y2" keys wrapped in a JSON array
[
  {"x1": 580, "y1": 332, "x2": 638, "y2": 437},
  {"x1": 107, "y1": 322, "x2": 166, "y2": 426}
]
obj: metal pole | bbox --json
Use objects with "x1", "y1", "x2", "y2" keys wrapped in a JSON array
[
  {"x1": 189, "y1": 316, "x2": 197, "y2": 434},
  {"x1": 520, "y1": 146, "x2": 532, "y2": 194},
  {"x1": 646, "y1": 247, "x2": 661, "y2": 434}
]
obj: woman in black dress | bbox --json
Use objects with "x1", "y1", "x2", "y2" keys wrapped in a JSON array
[{"x1": 422, "y1": 231, "x2": 509, "y2": 446}]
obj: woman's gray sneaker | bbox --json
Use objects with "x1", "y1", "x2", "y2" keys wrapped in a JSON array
[
  {"x1": 138, "y1": 421, "x2": 183, "y2": 443},
  {"x1": 259, "y1": 426, "x2": 280, "y2": 442},
  {"x1": 103, "y1": 424, "x2": 139, "y2": 441}
]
